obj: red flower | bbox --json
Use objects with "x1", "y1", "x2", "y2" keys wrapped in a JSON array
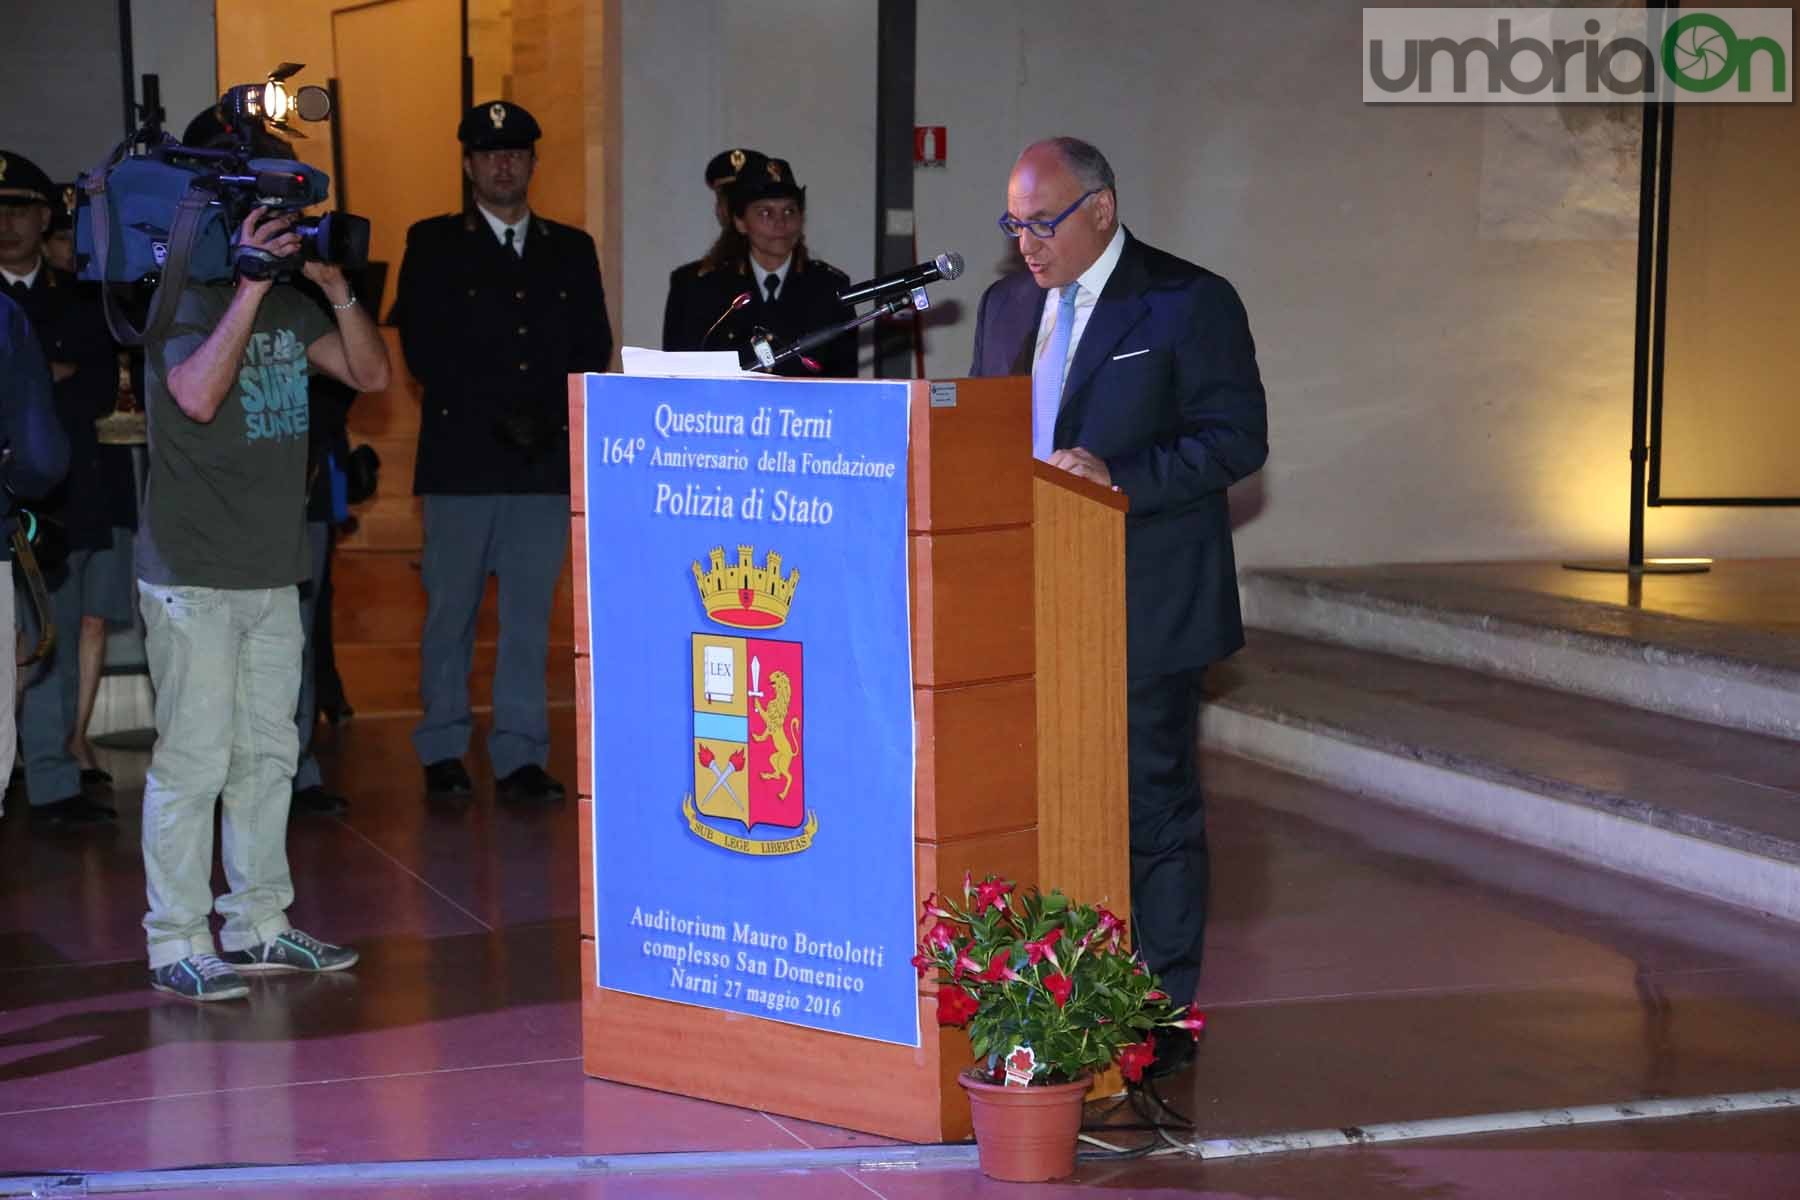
[
  {"x1": 1117, "y1": 1039, "x2": 1156, "y2": 1083},
  {"x1": 952, "y1": 946, "x2": 984, "y2": 980},
  {"x1": 936, "y1": 986, "x2": 979, "y2": 1027},
  {"x1": 922, "y1": 920, "x2": 959, "y2": 951},
  {"x1": 697, "y1": 745, "x2": 715, "y2": 768},
  {"x1": 1024, "y1": 928, "x2": 1063, "y2": 967},
  {"x1": 919, "y1": 893, "x2": 953, "y2": 924},
  {"x1": 974, "y1": 879, "x2": 1014, "y2": 914},
  {"x1": 976, "y1": 951, "x2": 1021, "y2": 984},
  {"x1": 729, "y1": 748, "x2": 746, "y2": 772},
  {"x1": 962, "y1": 869, "x2": 974, "y2": 900},
  {"x1": 1043, "y1": 972, "x2": 1073, "y2": 1008},
  {"x1": 1172, "y1": 1011, "x2": 1207, "y2": 1039},
  {"x1": 910, "y1": 952, "x2": 933, "y2": 978},
  {"x1": 1145, "y1": 989, "x2": 1167, "y2": 1002}
]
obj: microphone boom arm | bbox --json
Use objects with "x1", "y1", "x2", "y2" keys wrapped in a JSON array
[{"x1": 750, "y1": 287, "x2": 928, "y2": 374}]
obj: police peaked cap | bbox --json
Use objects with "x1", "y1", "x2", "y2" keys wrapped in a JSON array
[
  {"x1": 49, "y1": 181, "x2": 77, "y2": 231},
  {"x1": 0, "y1": 150, "x2": 55, "y2": 207},
  {"x1": 460, "y1": 100, "x2": 541, "y2": 151},
  {"x1": 705, "y1": 147, "x2": 765, "y2": 190},
  {"x1": 728, "y1": 156, "x2": 806, "y2": 215}
]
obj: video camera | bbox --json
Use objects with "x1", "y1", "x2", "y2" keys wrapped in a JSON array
[{"x1": 74, "y1": 65, "x2": 371, "y2": 343}]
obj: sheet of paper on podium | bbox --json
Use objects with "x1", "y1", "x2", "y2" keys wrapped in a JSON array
[{"x1": 619, "y1": 346, "x2": 746, "y2": 377}]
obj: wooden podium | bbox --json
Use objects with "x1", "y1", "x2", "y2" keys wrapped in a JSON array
[{"x1": 569, "y1": 375, "x2": 1128, "y2": 1142}]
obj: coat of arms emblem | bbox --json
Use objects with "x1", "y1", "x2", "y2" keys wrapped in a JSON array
[{"x1": 681, "y1": 546, "x2": 817, "y2": 855}]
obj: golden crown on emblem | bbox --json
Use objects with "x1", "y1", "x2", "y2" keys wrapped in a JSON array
[{"x1": 691, "y1": 545, "x2": 799, "y2": 629}]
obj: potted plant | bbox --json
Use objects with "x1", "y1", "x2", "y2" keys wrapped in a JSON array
[{"x1": 914, "y1": 872, "x2": 1207, "y2": 1182}]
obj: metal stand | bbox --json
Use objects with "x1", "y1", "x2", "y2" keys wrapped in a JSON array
[
  {"x1": 750, "y1": 288, "x2": 925, "y2": 375},
  {"x1": 1563, "y1": 10, "x2": 1708, "y2": 577}
]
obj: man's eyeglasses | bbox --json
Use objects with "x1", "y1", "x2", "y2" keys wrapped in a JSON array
[{"x1": 997, "y1": 188, "x2": 1102, "y2": 240}]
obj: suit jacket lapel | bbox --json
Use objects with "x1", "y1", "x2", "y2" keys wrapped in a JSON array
[
  {"x1": 1005, "y1": 284, "x2": 1046, "y2": 376},
  {"x1": 1059, "y1": 235, "x2": 1150, "y2": 415}
]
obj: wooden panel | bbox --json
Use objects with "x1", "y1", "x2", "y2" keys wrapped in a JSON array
[
  {"x1": 906, "y1": 378, "x2": 1033, "y2": 533},
  {"x1": 914, "y1": 678, "x2": 1035, "y2": 842},
  {"x1": 345, "y1": 332, "x2": 423, "y2": 440},
  {"x1": 335, "y1": 642, "x2": 575, "y2": 717},
  {"x1": 574, "y1": 649, "x2": 592, "y2": 807},
  {"x1": 330, "y1": 552, "x2": 574, "y2": 645},
  {"x1": 579, "y1": 797, "x2": 593, "y2": 940},
  {"x1": 1033, "y1": 473, "x2": 1130, "y2": 914},
  {"x1": 582, "y1": 950, "x2": 962, "y2": 1142},
  {"x1": 567, "y1": 375, "x2": 588, "y2": 516},
  {"x1": 570, "y1": 516, "x2": 589, "y2": 657},
  {"x1": 909, "y1": 528, "x2": 1033, "y2": 688},
  {"x1": 916, "y1": 827, "x2": 1040, "y2": 914},
  {"x1": 331, "y1": 0, "x2": 463, "y2": 288}
]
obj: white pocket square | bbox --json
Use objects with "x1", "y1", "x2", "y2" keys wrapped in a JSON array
[{"x1": 1110, "y1": 348, "x2": 1151, "y2": 361}]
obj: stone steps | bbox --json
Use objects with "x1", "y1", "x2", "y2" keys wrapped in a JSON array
[{"x1": 1203, "y1": 630, "x2": 1800, "y2": 921}]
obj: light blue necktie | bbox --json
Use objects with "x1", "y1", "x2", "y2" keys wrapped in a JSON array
[{"x1": 1032, "y1": 283, "x2": 1080, "y2": 461}]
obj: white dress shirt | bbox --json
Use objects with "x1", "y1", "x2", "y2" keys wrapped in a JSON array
[
  {"x1": 1033, "y1": 224, "x2": 1127, "y2": 388},
  {"x1": 751, "y1": 255, "x2": 794, "y2": 301},
  {"x1": 1, "y1": 258, "x2": 43, "y2": 290},
  {"x1": 477, "y1": 205, "x2": 531, "y2": 256}
]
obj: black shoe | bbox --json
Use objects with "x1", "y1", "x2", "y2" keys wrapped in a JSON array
[
  {"x1": 30, "y1": 795, "x2": 119, "y2": 827},
  {"x1": 79, "y1": 766, "x2": 115, "y2": 791},
  {"x1": 424, "y1": 758, "x2": 473, "y2": 796},
  {"x1": 321, "y1": 701, "x2": 355, "y2": 726},
  {"x1": 1145, "y1": 1028, "x2": 1197, "y2": 1081},
  {"x1": 497, "y1": 764, "x2": 566, "y2": 803},
  {"x1": 291, "y1": 785, "x2": 350, "y2": 816}
]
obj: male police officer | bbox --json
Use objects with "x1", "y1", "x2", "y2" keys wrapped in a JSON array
[
  {"x1": 394, "y1": 100, "x2": 613, "y2": 804},
  {"x1": 0, "y1": 150, "x2": 125, "y2": 827}
]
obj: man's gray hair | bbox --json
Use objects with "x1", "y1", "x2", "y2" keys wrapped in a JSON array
[{"x1": 1047, "y1": 137, "x2": 1117, "y2": 200}]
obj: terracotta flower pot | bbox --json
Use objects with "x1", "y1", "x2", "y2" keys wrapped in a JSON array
[{"x1": 958, "y1": 1069, "x2": 1091, "y2": 1182}]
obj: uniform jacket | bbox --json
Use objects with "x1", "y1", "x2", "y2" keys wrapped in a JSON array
[
  {"x1": 1, "y1": 292, "x2": 70, "y2": 560},
  {"x1": 662, "y1": 250, "x2": 857, "y2": 379},
  {"x1": 393, "y1": 210, "x2": 614, "y2": 495},
  {"x1": 969, "y1": 232, "x2": 1268, "y2": 677},
  {"x1": 10, "y1": 267, "x2": 117, "y2": 550}
]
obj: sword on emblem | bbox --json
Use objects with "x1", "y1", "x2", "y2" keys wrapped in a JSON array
[{"x1": 749, "y1": 654, "x2": 764, "y2": 699}]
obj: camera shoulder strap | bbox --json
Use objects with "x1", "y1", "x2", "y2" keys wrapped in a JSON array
[{"x1": 84, "y1": 169, "x2": 213, "y2": 348}]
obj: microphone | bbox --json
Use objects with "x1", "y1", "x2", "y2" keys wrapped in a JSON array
[
  {"x1": 702, "y1": 292, "x2": 752, "y2": 347},
  {"x1": 836, "y1": 251, "x2": 964, "y2": 306}
]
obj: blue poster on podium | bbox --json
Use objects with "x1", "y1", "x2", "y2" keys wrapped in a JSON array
[{"x1": 582, "y1": 373, "x2": 919, "y2": 1048}]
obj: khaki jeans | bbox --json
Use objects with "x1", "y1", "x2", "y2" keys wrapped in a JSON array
[{"x1": 139, "y1": 581, "x2": 302, "y2": 968}]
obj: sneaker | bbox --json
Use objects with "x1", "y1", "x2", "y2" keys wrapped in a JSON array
[
  {"x1": 221, "y1": 928, "x2": 359, "y2": 974},
  {"x1": 150, "y1": 953, "x2": 251, "y2": 1002}
]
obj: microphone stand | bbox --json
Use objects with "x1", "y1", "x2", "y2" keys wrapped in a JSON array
[{"x1": 750, "y1": 286, "x2": 929, "y2": 374}]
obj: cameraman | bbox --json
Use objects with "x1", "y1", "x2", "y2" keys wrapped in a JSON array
[
  {"x1": 1, "y1": 290, "x2": 71, "y2": 808},
  {"x1": 137, "y1": 197, "x2": 388, "y2": 1001}
]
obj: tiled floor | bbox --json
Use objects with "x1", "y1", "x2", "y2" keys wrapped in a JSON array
[{"x1": 4, "y1": 705, "x2": 1799, "y2": 1196}]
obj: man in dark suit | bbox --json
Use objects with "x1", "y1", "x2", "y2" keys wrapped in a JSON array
[
  {"x1": 970, "y1": 137, "x2": 1268, "y2": 1074},
  {"x1": 393, "y1": 100, "x2": 614, "y2": 804}
]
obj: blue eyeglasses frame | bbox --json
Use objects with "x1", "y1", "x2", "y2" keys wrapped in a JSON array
[{"x1": 997, "y1": 188, "x2": 1103, "y2": 239}]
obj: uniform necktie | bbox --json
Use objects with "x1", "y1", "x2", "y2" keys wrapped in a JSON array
[
  {"x1": 504, "y1": 227, "x2": 518, "y2": 257},
  {"x1": 764, "y1": 273, "x2": 781, "y2": 303},
  {"x1": 1032, "y1": 282, "x2": 1080, "y2": 461}
]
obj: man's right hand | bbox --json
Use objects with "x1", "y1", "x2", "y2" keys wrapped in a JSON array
[{"x1": 235, "y1": 206, "x2": 300, "y2": 289}]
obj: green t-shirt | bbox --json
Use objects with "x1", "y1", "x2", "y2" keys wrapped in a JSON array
[{"x1": 137, "y1": 284, "x2": 332, "y2": 589}]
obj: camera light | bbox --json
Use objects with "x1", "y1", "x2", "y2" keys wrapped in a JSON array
[{"x1": 261, "y1": 80, "x2": 291, "y2": 124}]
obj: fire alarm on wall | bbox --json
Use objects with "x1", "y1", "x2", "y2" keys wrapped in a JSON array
[{"x1": 914, "y1": 126, "x2": 947, "y2": 167}]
